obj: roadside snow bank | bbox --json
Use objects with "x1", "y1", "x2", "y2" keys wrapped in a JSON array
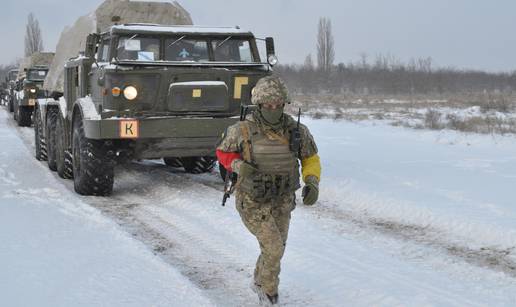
[{"x1": 0, "y1": 110, "x2": 213, "y2": 307}]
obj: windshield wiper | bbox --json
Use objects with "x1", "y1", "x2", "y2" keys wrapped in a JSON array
[
  {"x1": 167, "y1": 35, "x2": 186, "y2": 48},
  {"x1": 216, "y1": 36, "x2": 232, "y2": 48},
  {"x1": 126, "y1": 34, "x2": 139, "y2": 43}
]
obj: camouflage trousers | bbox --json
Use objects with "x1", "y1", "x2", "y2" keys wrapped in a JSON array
[{"x1": 236, "y1": 191, "x2": 296, "y2": 295}]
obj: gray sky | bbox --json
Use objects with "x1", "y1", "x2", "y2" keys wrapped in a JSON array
[{"x1": 1, "y1": 0, "x2": 516, "y2": 71}]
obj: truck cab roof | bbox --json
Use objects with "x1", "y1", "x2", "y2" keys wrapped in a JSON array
[{"x1": 108, "y1": 24, "x2": 253, "y2": 37}]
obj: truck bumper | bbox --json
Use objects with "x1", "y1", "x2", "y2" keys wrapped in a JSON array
[
  {"x1": 20, "y1": 98, "x2": 37, "y2": 108},
  {"x1": 83, "y1": 116, "x2": 238, "y2": 159}
]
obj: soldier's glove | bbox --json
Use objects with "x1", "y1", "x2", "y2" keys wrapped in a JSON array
[
  {"x1": 236, "y1": 160, "x2": 258, "y2": 178},
  {"x1": 302, "y1": 175, "x2": 319, "y2": 206}
]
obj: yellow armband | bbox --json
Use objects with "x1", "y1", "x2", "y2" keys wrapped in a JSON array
[{"x1": 301, "y1": 154, "x2": 321, "y2": 182}]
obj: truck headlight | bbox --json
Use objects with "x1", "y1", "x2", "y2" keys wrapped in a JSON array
[
  {"x1": 268, "y1": 55, "x2": 278, "y2": 66},
  {"x1": 30, "y1": 88, "x2": 37, "y2": 93},
  {"x1": 124, "y1": 86, "x2": 138, "y2": 100}
]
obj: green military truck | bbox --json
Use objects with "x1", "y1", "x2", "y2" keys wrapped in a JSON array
[
  {"x1": 13, "y1": 66, "x2": 50, "y2": 126},
  {"x1": 0, "y1": 82, "x2": 7, "y2": 106},
  {"x1": 36, "y1": 22, "x2": 277, "y2": 196},
  {"x1": 5, "y1": 69, "x2": 19, "y2": 112},
  {"x1": 13, "y1": 53, "x2": 54, "y2": 126}
]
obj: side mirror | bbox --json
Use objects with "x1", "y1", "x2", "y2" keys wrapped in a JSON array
[
  {"x1": 265, "y1": 37, "x2": 278, "y2": 66},
  {"x1": 85, "y1": 33, "x2": 100, "y2": 59},
  {"x1": 265, "y1": 37, "x2": 275, "y2": 56}
]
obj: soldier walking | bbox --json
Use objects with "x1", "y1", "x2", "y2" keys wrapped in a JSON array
[{"x1": 217, "y1": 76, "x2": 321, "y2": 305}]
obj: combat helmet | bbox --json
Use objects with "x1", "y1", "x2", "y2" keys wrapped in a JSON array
[{"x1": 251, "y1": 76, "x2": 291, "y2": 106}]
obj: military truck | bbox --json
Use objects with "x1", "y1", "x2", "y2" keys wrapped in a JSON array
[
  {"x1": 0, "y1": 80, "x2": 7, "y2": 105},
  {"x1": 35, "y1": 1, "x2": 278, "y2": 196},
  {"x1": 13, "y1": 53, "x2": 54, "y2": 126},
  {"x1": 5, "y1": 69, "x2": 19, "y2": 112}
]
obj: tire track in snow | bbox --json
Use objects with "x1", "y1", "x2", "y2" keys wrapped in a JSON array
[
  {"x1": 313, "y1": 199, "x2": 516, "y2": 278},
  {"x1": 85, "y1": 168, "x2": 269, "y2": 307}
]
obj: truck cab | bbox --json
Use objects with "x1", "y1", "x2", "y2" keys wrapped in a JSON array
[
  {"x1": 14, "y1": 66, "x2": 50, "y2": 126},
  {"x1": 38, "y1": 24, "x2": 278, "y2": 196}
]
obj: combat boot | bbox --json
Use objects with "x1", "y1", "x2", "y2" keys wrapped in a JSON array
[
  {"x1": 251, "y1": 282, "x2": 279, "y2": 305},
  {"x1": 265, "y1": 293, "x2": 279, "y2": 305}
]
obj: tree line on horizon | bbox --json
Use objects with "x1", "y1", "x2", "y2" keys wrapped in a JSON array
[{"x1": 277, "y1": 17, "x2": 516, "y2": 96}]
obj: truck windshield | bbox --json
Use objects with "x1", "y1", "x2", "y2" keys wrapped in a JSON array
[
  {"x1": 8, "y1": 71, "x2": 18, "y2": 81},
  {"x1": 114, "y1": 35, "x2": 258, "y2": 63},
  {"x1": 117, "y1": 36, "x2": 161, "y2": 61},
  {"x1": 27, "y1": 70, "x2": 47, "y2": 81},
  {"x1": 212, "y1": 38, "x2": 254, "y2": 63}
]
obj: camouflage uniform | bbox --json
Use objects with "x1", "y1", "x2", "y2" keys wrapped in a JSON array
[{"x1": 217, "y1": 77, "x2": 319, "y2": 297}]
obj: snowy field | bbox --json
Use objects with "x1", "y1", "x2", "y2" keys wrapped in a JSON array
[{"x1": 1, "y1": 105, "x2": 516, "y2": 306}]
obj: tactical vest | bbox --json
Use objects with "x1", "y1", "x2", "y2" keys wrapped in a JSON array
[{"x1": 238, "y1": 121, "x2": 301, "y2": 202}]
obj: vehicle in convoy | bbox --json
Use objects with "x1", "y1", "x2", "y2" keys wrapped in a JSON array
[
  {"x1": 12, "y1": 52, "x2": 54, "y2": 126},
  {"x1": 35, "y1": 22, "x2": 278, "y2": 196},
  {"x1": 0, "y1": 83, "x2": 6, "y2": 105},
  {"x1": 5, "y1": 69, "x2": 19, "y2": 112},
  {"x1": 13, "y1": 66, "x2": 51, "y2": 126}
]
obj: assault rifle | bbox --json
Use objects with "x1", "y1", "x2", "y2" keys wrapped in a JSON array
[
  {"x1": 240, "y1": 104, "x2": 258, "y2": 121},
  {"x1": 290, "y1": 108, "x2": 302, "y2": 157},
  {"x1": 222, "y1": 170, "x2": 237, "y2": 206}
]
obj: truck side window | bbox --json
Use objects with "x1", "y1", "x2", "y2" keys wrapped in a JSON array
[{"x1": 100, "y1": 40, "x2": 110, "y2": 62}]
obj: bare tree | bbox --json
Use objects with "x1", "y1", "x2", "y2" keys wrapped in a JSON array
[
  {"x1": 316, "y1": 17, "x2": 335, "y2": 72},
  {"x1": 359, "y1": 52, "x2": 369, "y2": 70},
  {"x1": 304, "y1": 53, "x2": 314, "y2": 70},
  {"x1": 24, "y1": 13, "x2": 44, "y2": 57}
]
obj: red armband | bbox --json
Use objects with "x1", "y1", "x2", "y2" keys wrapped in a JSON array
[{"x1": 216, "y1": 149, "x2": 242, "y2": 172}]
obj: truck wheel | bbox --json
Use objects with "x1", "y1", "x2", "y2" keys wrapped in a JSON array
[
  {"x1": 34, "y1": 108, "x2": 47, "y2": 161},
  {"x1": 17, "y1": 106, "x2": 32, "y2": 127},
  {"x1": 72, "y1": 116, "x2": 114, "y2": 196},
  {"x1": 8, "y1": 99, "x2": 14, "y2": 112},
  {"x1": 56, "y1": 115, "x2": 73, "y2": 179},
  {"x1": 181, "y1": 156, "x2": 216, "y2": 174},
  {"x1": 13, "y1": 102, "x2": 18, "y2": 121},
  {"x1": 46, "y1": 109, "x2": 58, "y2": 171},
  {"x1": 163, "y1": 157, "x2": 183, "y2": 168}
]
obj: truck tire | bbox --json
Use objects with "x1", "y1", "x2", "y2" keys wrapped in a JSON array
[
  {"x1": 34, "y1": 107, "x2": 47, "y2": 161},
  {"x1": 56, "y1": 115, "x2": 73, "y2": 179},
  {"x1": 13, "y1": 101, "x2": 18, "y2": 121},
  {"x1": 163, "y1": 157, "x2": 183, "y2": 168},
  {"x1": 46, "y1": 109, "x2": 58, "y2": 171},
  {"x1": 8, "y1": 99, "x2": 14, "y2": 112},
  {"x1": 181, "y1": 156, "x2": 216, "y2": 174},
  {"x1": 72, "y1": 116, "x2": 114, "y2": 196},
  {"x1": 17, "y1": 106, "x2": 32, "y2": 127}
]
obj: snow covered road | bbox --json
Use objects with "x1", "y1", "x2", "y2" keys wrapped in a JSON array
[
  {"x1": 2, "y1": 106, "x2": 516, "y2": 306},
  {"x1": 0, "y1": 109, "x2": 213, "y2": 307}
]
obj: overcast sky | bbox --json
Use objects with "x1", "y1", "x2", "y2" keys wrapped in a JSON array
[{"x1": 1, "y1": 0, "x2": 516, "y2": 72}]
